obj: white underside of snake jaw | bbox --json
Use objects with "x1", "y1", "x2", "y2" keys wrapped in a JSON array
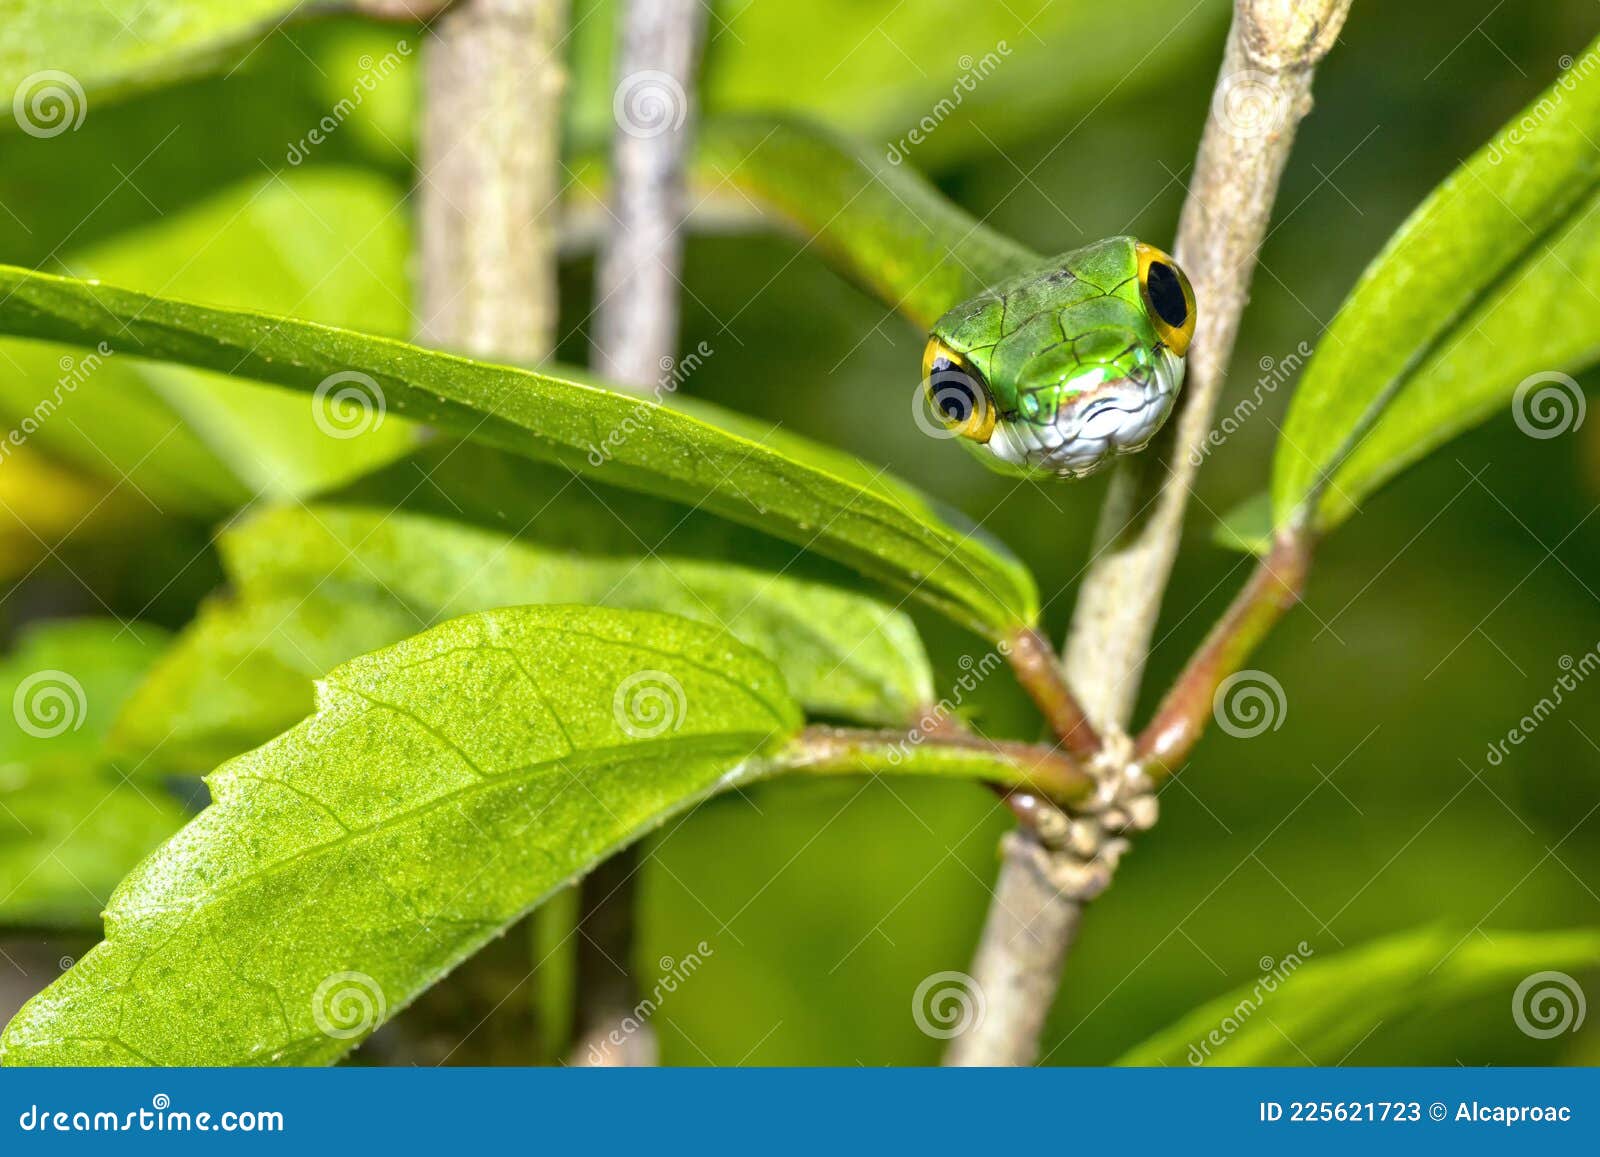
[{"x1": 987, "y1": 348, "x2": 1186, "y2": 479}]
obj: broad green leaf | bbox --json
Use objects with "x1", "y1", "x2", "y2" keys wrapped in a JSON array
[
  {"x1": 115, "y1": 504, "x2": 934, "y2": 768},
  {"x1": 1117, "y1": 926, "x2": 1600, "y2": 1066},
  {"x1": 0, "y1": 168, "x2": 418, "y2": 512},
  {"x1": 0, "y1": 2, "x2": 301, "y2": 107},
  {"x1": 0, "y1": 620, "x2": 187, "y2": 928},
  {"x1": 1274, "y1": 41, "x2": 1600, "y2": 535},
  {"x1": 0, "y1": 265, "x2": 1040, "y2": 637},
  {"x1": 1, "y1": 605, "x2": 801, "y2": 1066}
]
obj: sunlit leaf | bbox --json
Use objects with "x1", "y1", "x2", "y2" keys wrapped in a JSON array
[
  {"x1": 1, "y1": 605, "x2": 801, "y2": 1065},
  {"x1": 0, "y1": 620, "x2": 187, "y2": 928},
  {"x1": 0, "y1": 169, "x2": 418, "y2": 512},
  {"x1": 0, "y1": 1, "x2": 303, "y2": 107}
]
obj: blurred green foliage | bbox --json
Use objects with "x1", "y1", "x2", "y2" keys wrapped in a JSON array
[{"x1": 1, "y1": 0, "x2": 1598, "y2": 1065}]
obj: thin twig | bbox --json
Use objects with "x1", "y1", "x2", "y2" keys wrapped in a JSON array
[
  {"x1": 1136, "y1": 528, "x2": 1312, "y2": 778},
  {"x1": 570, "y1": 0, "x2": 707, "y2": 1068},
  {"x1": 1006, "y1": 627, "x2": 1101, "y2": 760},
  {"x1": 589, "y1": 0, "x2": 706, "y2": 389},
  {"x1": 946, "y1": 0, "x2": 1353, "y2": 1067},
  {"x1": 417, "y1": 0, "x2": 568, "y2": 360},
  {"x1": 779, "y1": 724, "x2": 1095, "y2": 805}
]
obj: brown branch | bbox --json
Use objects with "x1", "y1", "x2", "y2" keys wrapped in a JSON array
[
  {"x1": 946, "y1": 0, "x2": 1353, "y2": 1067},
  {"x1": 1006, "y1": 627, "x2": 1101, "y2": 760},
  {"x1": 417, "y1": 0, "x2": 568, "y2": 361},
  {"x1": 569, "y1": 0, "x2": 707, "y2": 1068}
]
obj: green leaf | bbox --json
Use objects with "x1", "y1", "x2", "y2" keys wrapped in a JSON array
[
  {"x1": 1117, "y1": 926, "x2": 1600, "y2": 1066},
  {"x1": 0, "y1": 265, "x2": 1039, "y2": 637},
  {"x1": 115, "y1": 504, "x2": 934, "y2": 768},
  {"x1": 687, "y1": 116, "x2": 1037, "y2": 329},
  {"x1": 1, "y1": 605, "x2": 801, "y2": 1066},
  {"x1": 0, "y1": 765, "x2": 189, "y2": 930},
  {"x1": 0, "y1": 1, "x2": 302, "y2": 107},
  {"x1": 0, "y1": 619, "x2": 168, "y2": 766},
  {"x1": 0, "y1": 620, "x2": 188, "y2": 929},
  {"x1": 0, "y1": 168, "x2": 418, "y2": 512},
  {"x1": 1274, "y1": 41, "x2": 1600, "y2": 535}
]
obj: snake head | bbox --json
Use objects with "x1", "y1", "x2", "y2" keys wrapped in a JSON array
[{"x1": 920, "y1": 236, "x2": 1196, "y2": 479}]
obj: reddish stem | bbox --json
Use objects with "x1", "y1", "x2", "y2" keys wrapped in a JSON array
[
  {"x1": 1006, "y1": 627, "x2": 1102, "y2": 758},
  {"x1": 1135, "y1": 529, "x2": 1313, "y2": 779}
]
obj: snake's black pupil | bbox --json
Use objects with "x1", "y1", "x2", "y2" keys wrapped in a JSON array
[
  {"x1": 939, "y1": 380, "x2": 974, "y2": 421},
  {"x1": 1146, "y1": 261, "x2": 1188, "y2": 328}
]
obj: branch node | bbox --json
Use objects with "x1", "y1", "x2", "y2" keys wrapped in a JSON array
[{"x1": 1239, "y1": 0, "x2": 1354, "y2": 71}]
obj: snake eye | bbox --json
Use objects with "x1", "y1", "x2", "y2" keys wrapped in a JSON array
[
  {"x1": 1136, "y1": 242, "x2": 1197, "y2": 357},
  {"x1": 921, "y1": 337, "x2": 997, "y2": 443}
]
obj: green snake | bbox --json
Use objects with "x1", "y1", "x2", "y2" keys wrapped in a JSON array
[{"x1": 580, "y1": 115, "x2": 1197, "y2": 479}]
